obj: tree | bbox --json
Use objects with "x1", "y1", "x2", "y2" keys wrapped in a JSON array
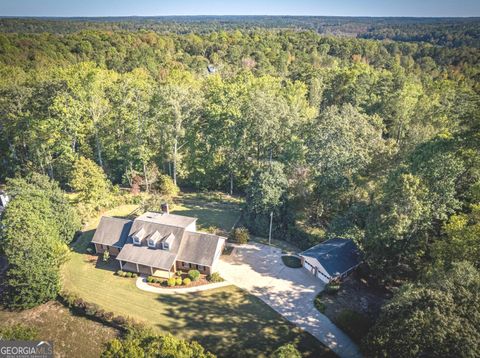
[
  {"x1": 101, "y1": 328, "x2": 214, "y2": 358},
  {"x1": 433, "y1": 204, "x2": 480, "y2": 269},
  {"x1": 245, "y1": 162, "x2": 288, "y2": 236},
  {"x1": 6, "y1": 173, "x2": 80, "y2": 244},
  {"x1": 364, "y1": 262, "x2": 480, "y2": 358},
  {"x1": 70, "y1": 156, "x2": 111, "y2": 206},
  {"x1": 306, "y1": 104, "x2": 390, "y2": 222},
  {"x1": 152, "y1": 71, "x2": 202, "y2": 186},
  {"x1": 364, "y1": 173, "x2": 431, "y2": 282},
  {"x1": 0, "y1": 176, "x2": 71, "y2": 309}
]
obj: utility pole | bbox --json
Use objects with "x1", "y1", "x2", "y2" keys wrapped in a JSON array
[{"x1": 268, "y1": 211, "x2": 273, "y2": 245}]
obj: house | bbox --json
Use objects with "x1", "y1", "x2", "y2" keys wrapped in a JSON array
[
  {"x1": 91, "y1": 208, "x2": 226, "y2": 278},
  {"x1": 299, "y1": 238, "x2": 362, "y2": 283}
]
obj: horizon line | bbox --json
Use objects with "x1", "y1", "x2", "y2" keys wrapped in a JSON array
[{"x1": 1, "y1": 15, "x2": 479, "y2": 19}]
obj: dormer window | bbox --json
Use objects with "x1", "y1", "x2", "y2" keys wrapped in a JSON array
[
  {"x1": 160, "y1": 233, "x2": 175, "y2": 251},
  {"x1": 147, "y1": 231, "x2": 161, "y2": 249},
  {"x1": 133, "y1": 228, "x2": 145, "y2": 245}
]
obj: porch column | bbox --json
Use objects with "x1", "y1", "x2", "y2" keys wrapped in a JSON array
[
  {"x1": 119, "y1": 260, "x2": 123, "y2": 270},
  {"x1": 136, "y1": 263, "x2": 139, "y2": 273},
  {"x1": 150, "y1": 267, "x2": 153, "y2": 275}
]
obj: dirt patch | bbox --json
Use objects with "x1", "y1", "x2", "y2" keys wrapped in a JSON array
[{"x1": 0, "y1": 301, "x2": 119, "y2": 358}]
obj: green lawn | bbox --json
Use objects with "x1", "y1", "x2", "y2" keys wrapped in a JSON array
[
  {"x1": 172, "y1": 192, "x2": 243, "y2": 233},
  {"x1": 63, "y1": 196, "x2": 333, "y2": 357}
]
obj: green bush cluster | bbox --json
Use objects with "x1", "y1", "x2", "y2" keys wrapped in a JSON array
[
  {"x1": 188, "y1": 270, "x2": 201, "y2": 281},
  {"x1": 167, "y1": 278, "x2": 176, "y2": 287},
  {"x1": 116, "y1": 270, "x2": 138, "y2": 278},
  {"x1": 59, "y1": 290, "x2": 139, "y2": 330},
  {"x1": 229, "y1": 227, "x2": 250, "y2": 244},
  {"x1": 147, "y1": 276, "x2": 162, "y2": 284},
  {"x1": 207, "y1": 272, "x2": 224, "y2": 283}
]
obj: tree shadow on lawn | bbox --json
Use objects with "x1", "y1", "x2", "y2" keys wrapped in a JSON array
[
  {"x1": 70, "y1": 230, "x2": 95, "y2": 254},
  {"x1": 154, "y1": 289, "x2": 333, "y2": 358}
]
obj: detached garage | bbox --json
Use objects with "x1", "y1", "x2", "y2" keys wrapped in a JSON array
[{"x1": 299, "y1": 238, "x2": 362, "y2": 283}]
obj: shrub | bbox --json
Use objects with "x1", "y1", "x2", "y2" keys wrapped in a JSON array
[
  {"x1": 229, "y1": 227, "x2": 250, "y2": 244},
  {"x1": 103, "y1": 250, "x2": 110, "y2": 262},
  {"x1": 154, "y1": 174, "x2": 179, "y2": 197},
  {"x1": 167, "y1": 278, "x2": 176, "y2": 287},
  {"x1": 175, "y1": 271, "x2": 183, "y2": 276},
  {"x1": 113, "y1": 315, "x2": 127, "y2": 326},
  {"x1": 281, "y1": 255, "x2": 302, "y2": 268},
  {"x1": 116, "y1": 270, "x2": 123, "y2": 276},
  {"x1": 314, "y1": 295, "x2": 326, "y2": 313},
  {"x1": 183, "y1": 278, "x2": 191, "y2": 286},
  {"x1": 132, "y1": 273, "x2": 138, "y2": 278},
  {"x1": 188, "y1": 269, "x2": 200, "y2": 281},
  {"x1": 325, "y1": 283, "x2": 341, "y2": 294},
  {"x1": 147, "y1": 276, "x2": 154, "y2": 283},
  {"x1": 207, "y1": 272, "x2": 223, "y2": 283},
  {"x1": 104, "y1": 311, "x2": 114, "y2": 322},
  {"x1": 175, "y1": 277, "x2": 182, "y2": 286},
  {"x1": 126, "y1": 272, "x2": 133, "y2": 278},
  {"x1": 85, "y1": 302, "x2": 100, "y2": 316},
  {"x1": 86, "y1": 247, "x2": 93, "y2": 254},
  {"x1": 154, "y1": 278, "x2": 161, "y2": 284}
]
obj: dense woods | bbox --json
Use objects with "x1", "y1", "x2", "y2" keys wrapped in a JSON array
[{"x1": 0, "y1": 17, "x2": 479, "y2": 356}]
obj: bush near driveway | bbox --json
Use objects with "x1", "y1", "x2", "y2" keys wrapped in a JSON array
[
  {"x1": 229, "y1": 227, "x2": 250, "y2": 244},
  {"x1": 207, "y1": 272, "x2": 224, "y2": 283},
  {"x1": 281, "y1": 255, "x2": 302, "y2": 268}
]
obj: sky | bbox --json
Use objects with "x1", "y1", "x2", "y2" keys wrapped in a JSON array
[{"x1": 0, "y1": 0, "x2": 479, "y2": 18}]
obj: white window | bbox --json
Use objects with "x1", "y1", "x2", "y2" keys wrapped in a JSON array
[
  {"x1": 164, "y1": 243, "x2": 169, "y2": 250},
  {"x1": 133, "y1": 236, "x2": 141, "y2": 245},
  {"x1": 148, "y1": 239, "x2": 156, "y2": 248}
]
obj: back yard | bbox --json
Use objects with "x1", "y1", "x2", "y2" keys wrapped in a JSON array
[{"x1": 63, "y1": 193, "x2": 333, "y2": 357}]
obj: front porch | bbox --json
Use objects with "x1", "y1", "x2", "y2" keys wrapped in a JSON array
[{"x1": 118, "y1": 260, "x2": 174, "y2": 278}]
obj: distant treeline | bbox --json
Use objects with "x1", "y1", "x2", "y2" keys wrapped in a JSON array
[{"x1": 0, "y1": 16, "x2": 479, "y2": 47}]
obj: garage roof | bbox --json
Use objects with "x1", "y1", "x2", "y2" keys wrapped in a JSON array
[{"x1": 300, "y1": 238, "x2": 362, "y2": 277}]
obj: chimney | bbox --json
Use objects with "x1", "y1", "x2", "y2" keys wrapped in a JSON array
[{"x1": 161, "y1": 203, "x2": 169, "y2": 215}]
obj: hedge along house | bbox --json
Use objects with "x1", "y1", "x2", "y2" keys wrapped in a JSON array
[
  {"x1": 91, "y1": 210, "x2": 226, "y2": 278},
  {"x1": 299, "y1": 238, "x2": 362, "y2": 283}
]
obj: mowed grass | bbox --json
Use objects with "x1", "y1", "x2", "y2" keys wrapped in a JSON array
[
  {"x1": 0, "y1": 302, "x2": 119, "y2": 358},
  {"x1": 172, "y1": 192, "x2": 243, "y2": 233},
  {"x1": 63, "y1": 195, "x2": 333, "y2": 357}
]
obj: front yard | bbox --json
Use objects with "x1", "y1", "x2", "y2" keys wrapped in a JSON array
[{"x1": 63, "y1": 194, "x2": 333, "y2": 357}]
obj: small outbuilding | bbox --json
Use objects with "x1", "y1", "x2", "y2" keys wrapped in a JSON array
[{"x1": 299, "y1": 238, "x2": 362, "y2": 283}]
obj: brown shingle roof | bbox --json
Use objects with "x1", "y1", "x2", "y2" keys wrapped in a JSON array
[
  {"x1": 92, "y1": 211, "x2": 225, "y2": 270},
  {"x1": 177, "y1": 232, "x2": 225, "y2": 267},
  {"x1": 91, "y1": 217, "x2": 132, "y2": 248}
]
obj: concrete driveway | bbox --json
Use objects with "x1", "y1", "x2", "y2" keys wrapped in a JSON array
[{"x1": 217, "y1": 242, "x2": 361, "y2": 358}]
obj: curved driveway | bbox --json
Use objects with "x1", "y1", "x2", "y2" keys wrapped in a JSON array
[{"x1": 217, "y1": 243, "x2": 361, "y2": 358}]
